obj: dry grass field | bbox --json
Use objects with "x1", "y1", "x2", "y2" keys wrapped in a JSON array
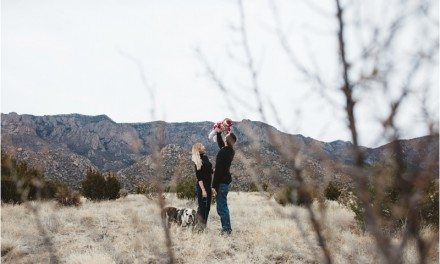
[{"x1": 1, "y1": 193, "x2": 438, "y2": 264}]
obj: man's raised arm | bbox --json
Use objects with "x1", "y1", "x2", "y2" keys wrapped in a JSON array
[{"x1": 217, "y1": 132, "x2": 225, "y2": 149}]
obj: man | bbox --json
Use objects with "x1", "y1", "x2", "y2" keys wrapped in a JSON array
[{"x1": 212, "y1": 131, "x2": 237, "y2": 235}]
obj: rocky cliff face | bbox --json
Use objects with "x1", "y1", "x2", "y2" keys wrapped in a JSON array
[{"x1": 1, "y1": 113, "x2": 438, "y2": 191}]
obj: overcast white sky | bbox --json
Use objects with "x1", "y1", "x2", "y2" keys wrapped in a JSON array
[{"x1": 2, "y1": 0, "x2": 438, "y2": 147}]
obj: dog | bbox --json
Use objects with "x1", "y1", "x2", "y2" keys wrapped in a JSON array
[
  {"x1": 180, "y1": 208, "x2": 197, "y2": 227},
  {"x1": 161, "y1": 207, "x2": 197, "y2": 228}
]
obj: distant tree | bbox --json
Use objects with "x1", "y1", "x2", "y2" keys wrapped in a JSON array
[{"x1": 81, "y1": 168, "x2": 121, "y2": 200}]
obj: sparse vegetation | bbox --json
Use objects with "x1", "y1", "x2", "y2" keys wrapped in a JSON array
[
  {"x1": 274, "y1": 185, "x2": 313, "y2": 206},
  {"x1": 135, "y1": 181, "x2": 150, "y2": 195},
  {"x1": 1, "y1": 0, "x2": 437, "y2": 262},
  {"x1": 1, "y1": 153, "x2": 68, "y2": 203},
  {"x1": 135, "y1": 181, "x2": 163, "y2": 199},
  {"x1": 55, "y1": 188, "x2": 82, "y2": 207},
  {"x1": 43, "y1": 180, "x2": 70, "y2": 199},
  {"x1": 336, "y1": 178, "x2": 439, "y2": 232},
  {"x1": 420, "y1": 179, "x2": 439, "y2": 227},
  {"x1": 1, "y1": 193, "x2": 437, "y2": 263},
  {"x1": 247, "y1": 182, "x2": 269, "y2": 192}
]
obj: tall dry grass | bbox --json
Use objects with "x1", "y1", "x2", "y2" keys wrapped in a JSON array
[{"x1": 2, "y1": 193, "x2": 437, "y2": 263}]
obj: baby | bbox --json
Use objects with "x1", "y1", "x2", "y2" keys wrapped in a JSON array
[{"x1": 208, "y1": 118, "x2": 233, "y2": 142}]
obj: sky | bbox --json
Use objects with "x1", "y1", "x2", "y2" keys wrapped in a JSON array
[{"x1": 2, "y1": 0, "x2": 438, "y2": 147}]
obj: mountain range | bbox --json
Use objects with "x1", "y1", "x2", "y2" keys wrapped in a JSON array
[{"x1": 1, "y1": 113, "x2": 438, "y2": 191}]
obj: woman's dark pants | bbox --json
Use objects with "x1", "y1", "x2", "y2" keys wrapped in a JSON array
[{"x1": 195, "y1": 184, "x2": 211, "y2": 228}]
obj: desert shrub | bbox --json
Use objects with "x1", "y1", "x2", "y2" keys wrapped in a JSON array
[
  {"x1": 325, "y1": 181, "x2": 342, "y2": 201},
  {"x1": 274, "y1": 185, "x2": 312, "y2": 206},
  {"x1": 104, "y1": 173, "x2": 121, "y2": 200},
  {"x1": 1, "y1": 153, "x2": 65, "y2": 203},
  {"x1": 56, "y1": 188, "x2": 82, "y2": 207},
  {"x1": 82, "y1": 169, "x2": 106, "y2": 200},
  {"x1": 81, "y1": 169, "x2": 121, "y2": 200},
  {"x1": 119, "y1": 188, "x2": 129, "y2": 198},
  {"x1": 175, "y1": 176, "x2": 195, "y2": 200}
]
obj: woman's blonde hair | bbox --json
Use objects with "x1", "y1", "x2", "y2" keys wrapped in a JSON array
[{"x1": 191, "y1": 143, "x2": 204, "y2": 171}]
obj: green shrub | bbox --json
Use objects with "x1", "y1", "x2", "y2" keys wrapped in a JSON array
[
  {"x1": 325, "y1": 181, "x2": 342, "y2": 201},
  {"x1": 175, "y1": 177, "x2": 195, "y2": 200},
  {"x1": 81, "y1": 168, "x2": 121, "y2": 200},
  {"x1": 81, "y1": 169, "x2": 106, "y2": 200}
]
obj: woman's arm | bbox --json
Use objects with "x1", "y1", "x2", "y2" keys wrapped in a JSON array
[
  {"x1": 198, "y1": 180, "x2": 207, "y2": 197},
  {"x1": 195, "y1": 165, "x2": 203, "y2": 182}
]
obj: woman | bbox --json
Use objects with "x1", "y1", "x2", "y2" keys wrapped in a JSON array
[{"x1": 191, "y1": 143, "x2": 213, "y2": 229}]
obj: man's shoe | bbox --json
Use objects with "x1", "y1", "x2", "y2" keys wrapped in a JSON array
[{"x1": 220, "y1": 229, "x2": 232, "y2": 236}]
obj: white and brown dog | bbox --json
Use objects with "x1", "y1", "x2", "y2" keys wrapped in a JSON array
[{"x1": 161, "y1": 207, "x2": 197, "y2": 228}]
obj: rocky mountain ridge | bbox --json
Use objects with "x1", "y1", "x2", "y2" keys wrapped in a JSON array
[{"x1": 1, "y1": 113, "x2": 438, "y2": 191}]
